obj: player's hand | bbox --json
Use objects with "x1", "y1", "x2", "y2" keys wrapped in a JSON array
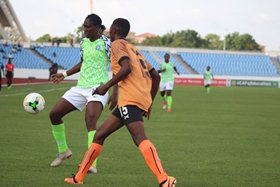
[
  {"x1": 51, "y1": 73, "x2": 64, "y2": 83},
  {"x1": 93, "y1": 83, "x2": 109, "y2": 96},
  {"x1": 108, "y1": 93, "x2": 117, "y2": 110}
]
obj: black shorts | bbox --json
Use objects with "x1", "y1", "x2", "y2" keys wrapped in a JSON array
[
  {"x1": 112, "y1": 105, "x2": 143, "y2": 125},
  {"x1": 6, "y1": 71, "x2": 13, "y2": 78}
]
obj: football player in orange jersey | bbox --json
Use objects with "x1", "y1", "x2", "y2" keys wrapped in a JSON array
[{"x1": 64, "y1": 18, "x2": 176, "y2": 187}]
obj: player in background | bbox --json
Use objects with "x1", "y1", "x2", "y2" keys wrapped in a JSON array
[
  {"x1": 64, "y1": 18, "x2": 176, "y2": 187},
  {"x1": 49, "y1": 14, "x2": 113, "y2": 173},
  {"x1": 49, "y1": 63, "x2": 58, "y2": 81},
  {"x1": 203, "y1": 66, "x2": 213, "y2": 94},
  {"x1": 158, "y1": 53, "x2": 180, "y2": 112},
  {"x1": 5, "y1": 57, "x2": 15, "y2": 89}
]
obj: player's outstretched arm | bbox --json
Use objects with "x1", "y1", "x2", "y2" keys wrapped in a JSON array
[
  {"x1": 174, "y1": 66, "x2": 180, "y2": 75},
  {"x1": 145, "y1": 69, "x2": 160, "y2": 119},
  {"x1": 107, "y1": 80, "x2": 118, "y2": 110},
  {"x1": 150, "y1": 69, "x2": 160, "y2": 101},
  {"x1": 51, "y1": 73, "x2": 64, "y2": 83},
  {"x1": 64, "y1": 61, "x2": 82, "y2": 77},
  {"x1": 52, "y1": 61, "x2": 82, "y2": 83},
  {"x1": 158, "y1": 68, "x2": 166, "y2": 73}
]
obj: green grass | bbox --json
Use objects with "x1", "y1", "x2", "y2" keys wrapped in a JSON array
[{"x1": 0, "y1": 83, "x2": 280, "y2": 187}]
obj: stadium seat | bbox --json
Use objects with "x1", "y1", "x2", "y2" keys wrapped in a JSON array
[
  {"x1": 178, "y1": 52, "x2": 278, "y2": 77},
  {"x1": 1, "y1": 43, "x2": 49, "y2": 69},
  {"x1": 34, "y1": 46, "x2": 80, "y2": 69},
  {"x1": 152, "y1": 51, "x2": 190, "y2": 74}
]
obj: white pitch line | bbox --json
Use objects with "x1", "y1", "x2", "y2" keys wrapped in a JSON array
[{"x1": 0, "y1": 87, "x2": 69, "y2": 97}]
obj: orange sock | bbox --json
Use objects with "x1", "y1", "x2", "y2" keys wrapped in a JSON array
[
  {"x1": 138, "y1": 140, "x2": 168, "y2": 184},
  {"x1": 75, "y1": 143, "x2": 102, "y2": 182}
]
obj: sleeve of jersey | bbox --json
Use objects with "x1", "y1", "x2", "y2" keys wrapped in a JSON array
[
  {"x1": 111, "y1": 40, "x2": 129, "y2": 64},
  {"x1": 79, "y1": 39, "x2": 84, "y2": 59},
  {"x1": 160, "y1": 63, "x2": 164, "y2": 70},
  {"x1": 101, "y1": 35, "x2": 111, "y2": 59}
]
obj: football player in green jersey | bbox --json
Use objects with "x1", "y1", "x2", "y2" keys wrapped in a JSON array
[
  {"x1": 203, "y1": 66, "x2": 214, "y2": 94},
  {"x1": 49, "y1": 14, "x2": 115, "y2": 173},
  {"x1": 158, "y1": 53, "x2": 180, "y2": 112}
]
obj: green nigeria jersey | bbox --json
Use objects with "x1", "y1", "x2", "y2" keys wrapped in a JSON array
[
  {"x1": 204, "y1": 70, "x2": 213, "y2": 80},
  {"x1": 77, "y1": 35, "x2": 111, "y2": 88},
  {"x1": 160, "y1": 61, "x2": 175, "y2": 82}
]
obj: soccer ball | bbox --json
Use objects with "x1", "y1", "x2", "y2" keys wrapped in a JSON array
[{"x1": 23, "y1": 93, "x2": 45, "y2": 114}]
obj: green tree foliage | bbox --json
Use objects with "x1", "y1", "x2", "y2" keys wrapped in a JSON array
[
  {"x1": 161, "y1": 32, "x2": 174, "y2": 46},
  {"x1": 75, "y1": 25, "x2": 84, "y2": 43},
  {"x1": 52, "y1": 36, "x2": 67, "y2": 43},
  {"x1": 35, "y1": 26, "x2": 262, "y2": 51},
  {"x1": 225, "y1": 32, "x2": 261, "y2": 51},
  {"x1": 35, "y1": 33, "x2": 75, "y2": 46},
  {"x1": 36, "y1": 34, "x2": 52, "y2": 42},
  {"x1": 141, "y1": 30, "x2": 261, "y2": 51},
  {"x1": 205, "y1": 34, "x2": 223, "y2": 50},
  {"x1": 170, "y1": 30, "x2": 207, "y2": 48},
  {"x1": 142, "y1": 36, "x2": 162, "y2": 46}
]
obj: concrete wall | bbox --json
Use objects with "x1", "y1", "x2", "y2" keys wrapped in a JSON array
[
  {"x1": 14, "y1": 68, "x2": 280, "y2": 82},
  {"x1": 14, "y1": 68, "x2": 80, "y2": 80}
]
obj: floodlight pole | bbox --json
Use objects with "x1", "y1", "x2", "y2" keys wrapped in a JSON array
[
  {"x1": 223, "y1": 37, "x2": 226, "y2": 51},
  {"x1": 223, "y1": 29, "x2": 228, "y2": 51},
  {"x1": 89, "y1": 0, "x2": 93, "y2": 13}
]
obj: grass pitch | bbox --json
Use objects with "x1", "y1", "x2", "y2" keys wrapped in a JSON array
[{"x1": 0, "y1": 83, "x2": 280, "y2": 187}]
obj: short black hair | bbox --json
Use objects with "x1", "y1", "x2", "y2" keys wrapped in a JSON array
[
  {"x1": 112, "y1": 18, "x2": 130, "y2": 38},
  {"x1": 164, "y1": 53, "x2": 170, "y2": 57},
  {"x1": 86, "y1": 14, "x2": 102, "y2": 27}
]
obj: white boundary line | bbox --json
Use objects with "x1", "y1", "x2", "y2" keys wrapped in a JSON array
[
  {"x1": 1, "y1": 80, "x2": 75, "y2": 87},
  {"x1": 0, "y1": 86, "x2": 70, "y2": 97}
]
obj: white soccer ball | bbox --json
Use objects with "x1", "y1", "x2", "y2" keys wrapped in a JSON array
[{"x1": 23, "y1": 93, "x2": 45, "y2": 114}]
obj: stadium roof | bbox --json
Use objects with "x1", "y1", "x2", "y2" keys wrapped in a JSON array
[{"x1": 0, "y1": 0, "x2": 27, "y2": 41}]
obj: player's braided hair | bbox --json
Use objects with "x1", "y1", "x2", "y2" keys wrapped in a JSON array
[
  {"x1": 112, "y1": 18, "x2": 130, "y2": 38},
  {"x1": 86, "y1": 13, "x2": 106, "y2": 32}
]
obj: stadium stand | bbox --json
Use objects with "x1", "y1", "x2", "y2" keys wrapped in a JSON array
[
  {"x1": 0, "y1": 43, "x2": 49, "y2": 69},
  {"x1": 33, "y1": 46, "x2": 115, "y2": 71},
  {"x1": 179, "y1": 52, "x2": 278, "y2": 77},
  {"x1": 153, "y1": 51, "x2": 190, "y2": 74},
  {"x1": 140, "y1": 50, "x2": 161, "y2": 70},
  {"x1": 33, "y1": 46, "x2": 80, "y2": 70},
  {"x1": 1, "y1": 42, "x2": 279, "y2": 77}
]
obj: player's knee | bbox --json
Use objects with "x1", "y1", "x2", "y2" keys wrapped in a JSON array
[{"x1": 49, "y1": 109, "x2": 62, "y2": 124}]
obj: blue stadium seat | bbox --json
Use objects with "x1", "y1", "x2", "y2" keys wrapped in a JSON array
[
  {"x1": 153, "y1": 51, "x2": 190, "y2": 74},
  {"x1": 178, "y1": 52, "x2": 278, "y2": 77},
  {"x1": 140, "y1": 50, "x2": 161, "y2": 70},
  {"x1": 34, "y1": 46, "x2": 80, "y2": 69},
  {"x1": 2, "y1": 43, "x2": 278, "y2": 77},
  {"x1": 1, "y1": 43, "x2": 49, "y2": 69}
]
